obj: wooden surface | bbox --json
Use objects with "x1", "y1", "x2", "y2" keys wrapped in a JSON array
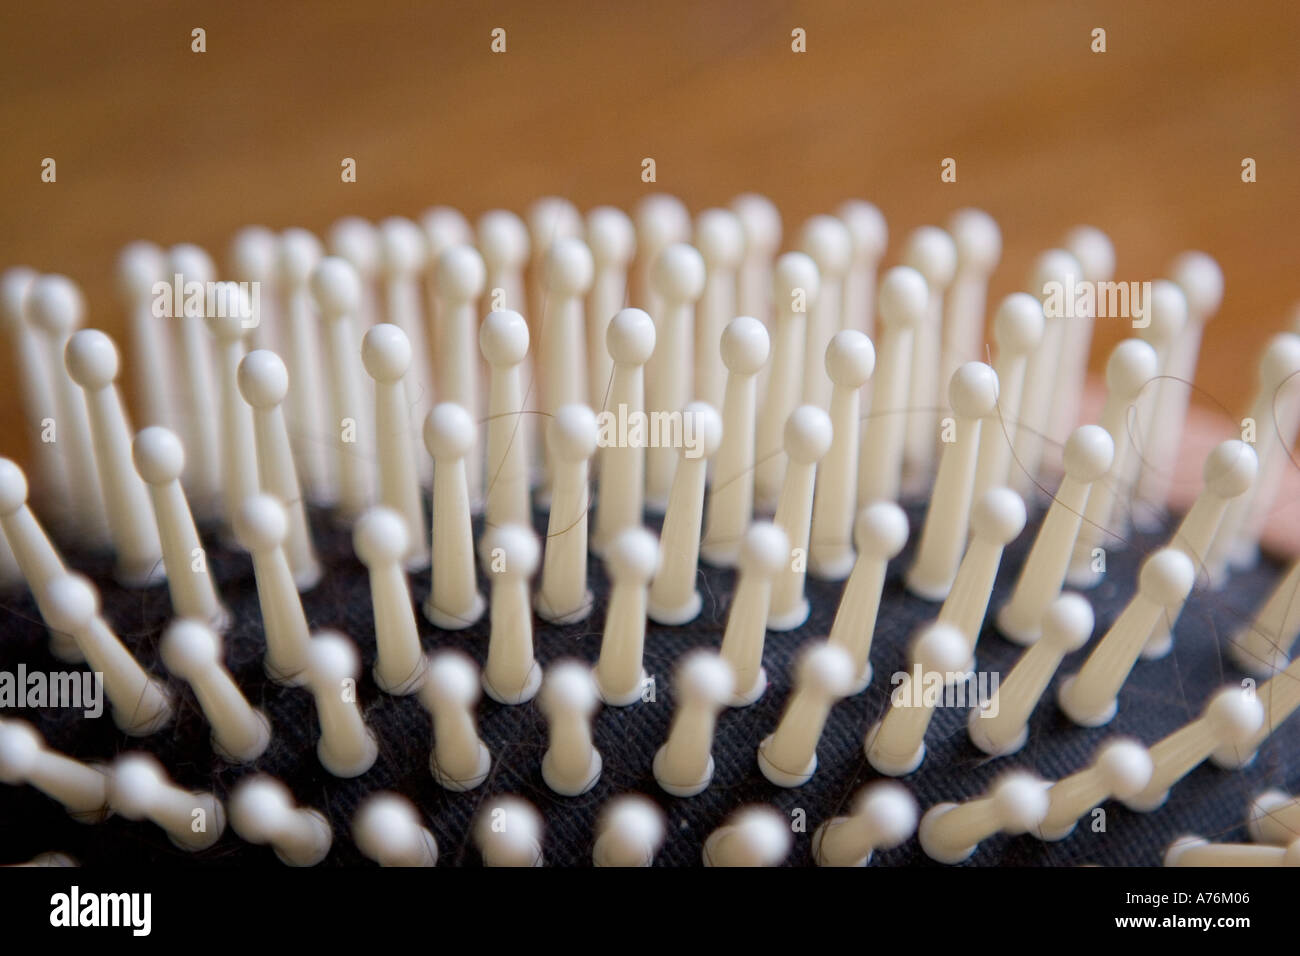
[{"x1": 2, "y1": 0, "x2": 1298, "y2": 470}]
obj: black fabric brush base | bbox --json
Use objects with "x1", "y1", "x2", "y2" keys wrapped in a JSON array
[{"x1": 1, "y1": 498, "x2": 1295, "y2": 867}]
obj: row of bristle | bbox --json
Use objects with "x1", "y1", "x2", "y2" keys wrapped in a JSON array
[{"x1": 1, "y1": 194, "x2": 1298, "y2": 866}]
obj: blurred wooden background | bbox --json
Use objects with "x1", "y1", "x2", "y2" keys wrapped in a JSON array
[{"x1": 2, "y1": 0, "x2": 1297, "y2": 465}]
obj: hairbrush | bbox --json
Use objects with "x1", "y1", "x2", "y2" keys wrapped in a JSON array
[{"x1": 1, "y1": 195, "x2": 1297, "y2": 869}]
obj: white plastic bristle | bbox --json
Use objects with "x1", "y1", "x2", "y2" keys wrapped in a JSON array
[
  {"x1": 422, "y1": 403, "x2": 486, "y2": 630},
  {"x1": 592, "y1": 308, "x2": 655, "y2": 553},
  {"x1": 996, "y1": 425, "x2": 1114, "y2": 645},
  {"x1": 645, "y1": 242, "x2": 705, "y2": 509},
  {"x1": 522, "y1": 199, "x2": 575, "y2": 445},
  {"x1": 3, "y1": 266, "x2": 64, "y2": 518},
  {"x1": 943, "y1": 209, "x2": 1001, "y2": 393},
  {"x1": 719, "y1": 522, "x2": 789, "y2": 707},
  {"x1": 648, "y1": 402, "x2": 722, "y2": 624},
  {"x1": 479, "y1": 309, "x2": 532, "y2": 530},
  {"x1": 109, "y1": 753, "x2": 224, "y2": 851},
  {"x1": 1248, "y1": 790, "x2": 1300, "y2": 845},
  {"x1": 303, "y1": 630, "x2": 378, "y2": 778},
  {"x1": 0, "y1": 458, "x2": 78, "y2": 661},
  {"x1": 378, "y1": 217, "x2": 436, "y2": 487},
  {"x1": 540, "y1": 237, "x2": 594, "y2": 473},
  {"x1": 585, "y1": 206, "x2": 635, "y2": 406},
  {"x1": 1165, "y1": 834, "x2": 1300, "y2": 867},
  {"x1": 527, "y1": 196, "x2": 583, "y2": 328},
  {"x1": 972, "y1": 593, "x2": 1094, "y2": 757},
  {"x1": 972, "y1": 293, "x2": 1044, "y2": 503},
  {"x1": 769, "y1": 405, "x2": 834, "y2": 631},
  {"x1": 939, "y1": 487, "x2": 1026, "y2": 670},
  {"x1": 1127, "y1": 279, "x2": 1189, "y2": 531},
  {"x1": 311, "y1": 256, "x2": 373, "y2": 520},
  {"x1": 593, "y1": 795, "x2": 666, "y2": 867},
  {"x1": 63, "y1": 328, "x2": 164, "y2": 586},
  {"x1": 1058, "y1": 548, "x2": 1196, "y2": 727},
  {"x1": 865, "y1": 622, "x2": 968, "y2": 776},
  {"x1": 732, "y1": 194, "x2": 782, "y2": 325},
  {"x1": 902, "y1": 226, "x2": 958, "y2": 488},
  {"x1": 163, "y1": 246, "x2": 222, "y2": 518},
  {"x1": 693, "y1": 208, "x2": 744, "y2": 413},
  {"x1": 418, "y1": 650, "x2": 492, "y2": 791},
  {"x1": 229, "y1": 225, "x2": 281, "y2": 352},
  {"x1": 229, "y1": 775, "x2": 332, "y2": 867},
  {"x1": 702, "y1": 805, "x2": 790, "y2": 867},
  {"x1": 377, "y1": 216, "x2": 434, "y2": 419},
  {"x1": 354, "y1": 506, "x2": 426, "y2": 695},
  {"x1": 539, "y1": 660, "x2": 603, "y2": 796},
  {"x1": 277, "y1": 228, "x2": 332, "y2": 504},
  {"x1": 113, "y1": 243, "x2": 172, "y2": 430},
  {"x1": 1125, "y1": 686, "x2": 1264, "y2": 812},
  {"x1": 828, "y1": 502, "x2": 909, "y2": 693},
  {"x1": 478, "y1": 209, "x2": 530, "y2": 315},
  {"x1": 595, "y1": 527, "x2": 660, "y2": 705},
  {"x1": 1213, "y1": 654, "x2": 1300, "y2": 770},
  {"x1": 203, "y1": 283, "x2": 261, "y2": 544},
  {"x1": 6, "y1": 853, "x2": 77, "y2": 867},
  {"x1": 1208, "y1": 332, "x2": 1300, "y2": 578},
  {"x1": 755, "y1": 251, "x2": 819, "y2": 509},
  {"x1": 0, "y1": 718, "x2": 109, "y2": 822},
  {"x1": 362, "y1": 323, "x2": 429, "y2": 570},
  {"x1": 1229, "y1": 556, "x2": 1300, "y2": 677},
  {"x1": 475, "y1": 796, "x2": 543, "y2": 867},
  {"x1": 836, "y1": 199, "x2": 887, "y2": 337},
  {"x1": 906, "y1": 362, "x2": 1001, "y2": 601},
  {"x1": 1149, "y1": 686, "x2": 1268, "y2": 811},
  {"x1": 160, "y1": 619, "x2": 271, "y2": 763},
  {"x1": 1053, "y1": 225, "x2": 1114, "y2": 442},
  {"x1": 132, "y1": 426, "x2": 228, "y2": 629},
  {"x1": 327, "y1": 216, "x2": 380, "y2": 332},
  {"x1": 1036, "y1": 737, "x2": 1152, "y2": 841},
  {"x1": 1168, "y1": 250, "x2": 1224, "y2": 322},
  {"x1": 757, "y1": 641, "x2": 855, "y2": 787},
  {"x1": 1136, "y1": 251, "x2": 1223, "y2": 518},
  {"x1": 653, "y1": 651, "x2": 735, "y2": 797},
  {"x1": 434, "y1": 244, "x2": 488, "y2": 505},
  {"x1": 918, "y1": 771, "x2": 1049, "y2": 864},
  {"x1": 1013, "y1": 249, "x2": 1084, "y2": 494},
  {"x1": 632, "y1": 194, "x2": 690, "y2": 318},
  {"x1": 536, "y1": 404, "x2": 597, "y2": 624},
  {"x1": 480, "y1": 211, "x2": 537, "y2": 478},
  {"x1": 421, "y1": 205, "x2": 474, "y2": 260},
  {"x1": 700, "y1": 316, "x2": 770, "y2": 567},
  {"x1": 798, "y1": 214, "x2": 853, "y2": 410},
  {"x1": 353, "y1": 792, "x2": 437, "y2": 867},
  {"x1": 1067, "y1": 338, "x2": 1160, "y2": 589},
  {"x1": 26, "y1": 274, "x2": 108, "y2": 541},
  {"x1": 809, "y1": 330, "x2": 876, "y2": 580},
  {"x1": 857, "y1": 266, "x2": 927, "y2": 505},
  {"x1": 480, "y1": 523, "x2": 542, "y2": 704},
  {"x1": 236, "y1": 349, "x2": 322, "y2": 590},
  {"x1": 812, "y1": 780, "x2": 917, "y2": 867},
  {"x1": 1175, "y1": 431, "x2": 1258, "y2": 580},
  {"x1": 1142, "y1": 439, "x2": 1256, "y2": 660},
  {"x1": 232, "y1": 494, "x2": 312, "y2": 685}
]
